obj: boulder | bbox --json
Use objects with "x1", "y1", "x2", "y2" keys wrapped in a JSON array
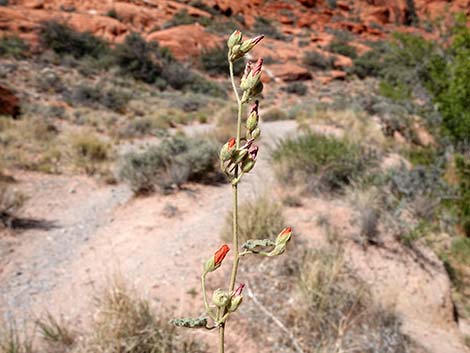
[
  {"x1": 267, "y1": 63, "x2": 312, "y2": 82},
  {"x1": 147, "y1": 24, "x2": 220, "y2": 61},
  {"x1": 0, "y1": 85, "x2": 20, "y2": 119}
]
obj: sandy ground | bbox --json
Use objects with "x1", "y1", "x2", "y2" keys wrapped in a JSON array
[{"x1": 0, "y1": 120, "x2": 468, "y2": 353}]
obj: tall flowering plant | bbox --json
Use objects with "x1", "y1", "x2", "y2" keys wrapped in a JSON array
[{"x1": 172, "y1": 31, "x2": 293, "y2": 353}]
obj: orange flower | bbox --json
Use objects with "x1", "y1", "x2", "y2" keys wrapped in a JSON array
[
  {"x1": 228, "y1": 137, "x2": 236, "y2": 149},
  {"x1": 214, "y1": 245, "x2": 230, "y2": 266},
  {"x1": 280, "y1": 227, "x2": 292, "y2": 238}
]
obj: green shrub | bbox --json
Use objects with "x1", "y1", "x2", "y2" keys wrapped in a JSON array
[
  {"x1": 253, "y1": 16, "x2": 287, "y2": 41},
  {"x1": 66, "y1": 84, "x2": 130, "y2": 112},
  {"x1": 114, "y1": 32, "x2": 164, "y2": 84},
  {"x1": 163, "y1": 9, "x2": 211, "y2": 28},
  {"x1": 262, "y1": 107, "x2": 289, "y2": 121},
  {"x1": 351, "y1": 48, "x2": 385, "y2": 79},
  {"x1": 302, "y1": 50, "x2": 335, "y2": 70},
  {"x1": 187, "y1": 74, "x2": 227, "y2": 98},
  {"x1": 39, "y1": 21, "x2": 109, "y2": 59},
  {"x1": 220, "y1": 195, "x2": 284, "y2": 244},
  {"x1": 327, "y1": 39, "x2": 357, "y2": 58},
  {"x1": 281, "y1": 82, "x2": 308, "y2": 96},
  {"x1": 455, "y1": 154, "x2": 470, "y2": 236},
  {"x1": 106, "y1": 8, "x2": 120, "y2": 20},
  {"x1": 118, "y1": 135, "x2": 220, "y2": 194},
  {"x1": 200, "y1": 45, "x2": 244, "y2": 76},
  {"x1": 272, "y1": 133, "x2": 375, "y2": 192},
  {"x1": 0, "y1": 0, "x2": 8, "y2": 6},
  {"x1": 0, "y1": 36, "x2": 29, "y2": 58},
  {"x1": 450, "y1": 237, "x2": 470, "y2": 266}
]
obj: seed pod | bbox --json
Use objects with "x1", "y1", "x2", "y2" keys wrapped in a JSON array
[
  {"x1": 212, "y1": 289, "x2": 231, "y2": 308},
  {"x1": 227, "y1": 30, "x2": 243, "y2": 49}
]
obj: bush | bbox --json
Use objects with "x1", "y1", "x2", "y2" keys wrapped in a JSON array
[
  {"x1": 272, "y1": 133, "x2": 375, "y2": 192},
  {"x1": 66, "y1": 84, "x2": 129, "y2": 112},
  {"x1": 302, "y1": 50, "x2": 335, "y2": 70},
  {"x1": 113, "y1": 32, "x2": 164, "y2": 84},
  {"x1": 281, "y1": 82, "x2": 308, "y2": 96},
  {"x1": 118, "y1": 135, "x2": 220, "y2": 194},
  {"x1": 0, "y1": 0, "x2": 8, "y2": 6},
  {"x1": 455, "y1": 154, "x2": 470, "y2": 236},
  {"x1": 0, "y1": 36, "x2": 29, "y2": 58},
  {"x1": 351, "y1": 48, "x2": 385, "y2": 79},
  {"x1": 0, "y1": 182, "x2": 26, "y2": 229},
  {"x1": 39, "y1": 21, "x2": 109, "y2": 59},
  {"x1": 253, "y1": 16, "x2": 287, "y2": 41},
  {"x1": 163, "y1": 9, "x2": 211, "y2": 28},
  {"x1": 71, "y1": 133, "x2": 111, "y2": 174},
  {"x1": 200, "y1": 45, "x2": 244, "y2": 76},
  {"x1": 262, "y1": 107, "x2": 289, "y2": 121},
  {"x1": 89, "y1": 280, "x2": 205, "y2": 353},
  {"x1": 327, "y1": 39, "x2": 357, "y2": 58},
  {"x1": 220, "y1": 195, "x2": 284, "y2": 244}
]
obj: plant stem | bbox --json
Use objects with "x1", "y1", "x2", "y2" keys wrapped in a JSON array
[{"x1": 218, "y1": 57, "x2": 243, "y2": 353}]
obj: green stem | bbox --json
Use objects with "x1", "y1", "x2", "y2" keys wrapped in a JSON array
[
  {"x1": 201, "y1": 274, "x2": 216, "y2": 321},
  {"x1": 217, "y1": 57, "x2": 243, "y2": 353}
]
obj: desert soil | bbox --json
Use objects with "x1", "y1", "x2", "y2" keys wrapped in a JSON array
[{"x1": 0, "y1": 120, "x2": 468, "y2": 353}]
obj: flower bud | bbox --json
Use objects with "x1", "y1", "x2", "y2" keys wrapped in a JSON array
[
  {"x1": 233, "y1": 149, "x2": 248, "y2": 163},
  {"x1": 241, "y1": 158, "x2": 256, "y2": 173},
  {"x1": 212, "y1": 289, "x2": 231, "y2": 308},
  {"x1": 219, "y1": 137, "x2": 236, "y2": 162},
  {"x1": 250, "y1": 81, "x2": 264, "y2": 97},
  {"x1": 240, "y1": 58, "x2": 263, "y2": 92},
  {"x1": 204, "y1": 244, "x2": 230, "y2": 273},
  {"x1": 246, "y1": 101, "x2": 259, "y2": 132},
  {"x1": 229, "y1": 44, "x2": 244, "y2": 62},
  {"x1": 227, "y1": 30, "x2": 243, "y2": 49},
  {"x1": 251, "y1": 127, "x2": 261, "y2": 139},
  {"x1": 239, "y1": 35, "x2": 264, "y2": 54},
  {"x1": 267, "y1": 227, "x2": 292, "y2": 257},
  {"x1": 228, "y1": 283, "x2": 245, "y2": 312}
]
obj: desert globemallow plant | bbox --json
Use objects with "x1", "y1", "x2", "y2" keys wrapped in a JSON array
[{"x1": 171, "y1": 31, "x2": 293, "y2": 352}]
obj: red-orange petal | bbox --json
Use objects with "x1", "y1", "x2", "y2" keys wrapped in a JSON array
[
  {"x1": 214, "y1": 245, "x2": 230, "y2": 266},
  {"x1": 228, "y1": 137, "x2": 236, "y2": 149}
]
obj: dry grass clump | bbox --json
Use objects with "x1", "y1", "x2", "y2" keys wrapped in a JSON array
[
  {"x1": 244, "y1": 246, "x2": 413, "y2": 353},
  {"x1": 87, "y1": 280, "x2": 204, "y2": 353},
  {"x1": 0, "y1": 321, "x2": 34, "y2": 353},
  {"x1": 36, "y1": 313, "x2": 75, "y2": 349},
  {"x1": 1, "y1": 281, "x2": 205, "y2": 353},
  {"x1": 0, "y1": 182, "x2": 26, "y2": 229},
  {"x1": 220, "y1": 195, "x2": 285, "y2": 244}
]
